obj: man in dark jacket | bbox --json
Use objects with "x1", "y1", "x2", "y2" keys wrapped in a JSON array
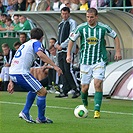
[{"x1": 55, "y1": 7, "x2": 80, "y2": 98}]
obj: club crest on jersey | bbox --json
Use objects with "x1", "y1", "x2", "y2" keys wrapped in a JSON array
[{"x1": 87, "y1": 37, "x2": 99, "y2": 45}]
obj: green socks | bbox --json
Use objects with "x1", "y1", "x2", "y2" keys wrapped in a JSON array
[
  {"x1": 81, "y1": 91, "x2": 103, "y2": 111},
  {"x1": 94, "y1": 92, "x2": 103, "y2": 111},
  {"x1": 81, "y1": 91, "x2": 88, "y2": 107}
]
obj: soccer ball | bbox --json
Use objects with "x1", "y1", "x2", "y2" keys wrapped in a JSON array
[{"x1": 74, "y1": 105, "x2": 88, "y2": 118}]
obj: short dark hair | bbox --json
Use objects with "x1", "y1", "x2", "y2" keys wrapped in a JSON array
[
  {"x1": 30, "y1": 28, "x2": 44, "y2": 40},
  {"x1": 13, "y1": 41, "x2": 21, "y2": 47},
  {"x1": 19, "y1": 32, "x2": 27, "y2": 38},
  {"x1": 87, "y1": 8, "x2": 98, "y2": 16},
  {"x1": 61, "y1": 7, "x2": 70, "y2": 13},
  {"x1": 50, "y1": 38, "x2": 56, "y2": 42}
]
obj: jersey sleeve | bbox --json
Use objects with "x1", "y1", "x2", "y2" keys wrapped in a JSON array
[
  {"x1": 33, "y1": 41, "x2": 44, "y2": 53},
  {"x1": 69, "y1": 27, "x2": 81, "y2": 42},
  {"x1": 106, "y1": 25, "x2": 117, "y2": 38}
]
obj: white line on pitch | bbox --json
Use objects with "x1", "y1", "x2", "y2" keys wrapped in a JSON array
[{"x1": 0, "y1": 101, "x2": 132, "y2": 116}]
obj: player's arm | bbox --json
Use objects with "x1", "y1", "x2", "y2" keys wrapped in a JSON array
[
  {"x1": 67, "y1": 29, "x2": 80, "y2": 63},
  {"x1": 106, "y1": 26, "x2": 122, "y2": 61},
  {"x1": 114, "y1": 36, "x2": 122, "y2": 61},
  {"x1": 37, "y1": 51, "x2": 63, "y2": 76},
  {"x1": 33, "y1": 41, "x2": 62, "y2": 75}
]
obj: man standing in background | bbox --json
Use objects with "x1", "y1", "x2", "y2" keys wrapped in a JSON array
[{"x1": 55, "y1": 7, "x2": 80, "y2": 98}]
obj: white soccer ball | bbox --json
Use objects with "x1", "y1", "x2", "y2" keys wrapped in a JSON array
[{"x1": 74, "y1": 105, "x2": 88, "y2": 118}]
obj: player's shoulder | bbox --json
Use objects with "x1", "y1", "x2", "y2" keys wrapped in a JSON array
[
  {"x1": 77, "y1": 22, "x2": 88, "y2": 29},
  {"x1": 29, "y1": 39, "x2": 40, "y2": 45},
  {"x1": 23, "y1": 39, "x2": 41, "y2": 49},
  {"x1": 97, "y1": 22, "x2": 109, "y2": 28}
]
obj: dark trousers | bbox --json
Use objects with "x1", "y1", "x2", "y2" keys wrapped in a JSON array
[{"x1": 58, "y1": 52, "x2": 78, "y2": 94}]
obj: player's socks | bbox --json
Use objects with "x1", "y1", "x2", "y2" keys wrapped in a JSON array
[
  {"x1": 94, "y1": 92, "x2": 103, "y2": 111},
  {"x1": 81, "y1": 91, "x2": 88, "y2": 107},
  {"x1": 22, "y1": 91, "x2": 36, "y2": 115},
  {"x1": 37, "y1": 95, "x2": 46, "y2": 120}
]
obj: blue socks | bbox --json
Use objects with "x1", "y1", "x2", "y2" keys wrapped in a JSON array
[
  {"x1": 37, "y1": 96, "x2": 46, "y2": 120},
  {"x1": 22, "y1": 91, "x2": 46, "y2": 121},
  {"x1": 22, "y1": 91, "x2": 36, "y2": 116}
]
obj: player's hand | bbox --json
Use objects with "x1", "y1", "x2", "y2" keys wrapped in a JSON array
[
  {"x1": 53, "y1": 66, "x2": 63, "y2": 76},
  {"x1": 114, "y1": 51, "x2": 122, "y2": 61},
  {"x1": 66, "y1": 55, "x2": 71, "y2": 63},
  {"x1": 7, "y1": 81, "x2": 14, "y2": 94}
]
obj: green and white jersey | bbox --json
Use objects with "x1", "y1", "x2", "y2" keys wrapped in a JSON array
[{"x1": 69, "y1": 22, "x2": 117, "y2": 65}]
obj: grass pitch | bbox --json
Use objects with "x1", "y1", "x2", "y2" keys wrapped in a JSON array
[{"x1": 0, "y1": 91, "x2": 132, "y2": 133}]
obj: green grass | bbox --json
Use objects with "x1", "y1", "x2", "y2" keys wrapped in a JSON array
[{"x1": 0, "y1": 92, "x2": 133, "y2": 133}]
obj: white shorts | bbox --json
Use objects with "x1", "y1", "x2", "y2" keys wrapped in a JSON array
[{"x1": 80, "y1": 61, "x2": 106, "y2": 85}]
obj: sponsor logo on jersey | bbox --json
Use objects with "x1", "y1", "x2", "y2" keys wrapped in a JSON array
[{"x1": 87, "y1": 37, "x2": 99, "y2": 45}]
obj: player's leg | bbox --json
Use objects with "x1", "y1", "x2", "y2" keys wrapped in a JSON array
[
  {"x1": 93, "y1": 61, "x2": 106, "y2": 118},
  {"x1": 36, "y1": 87, "x2": 53, "y2": 123},
  {"x1": 21, "y1": 91, "x2": 36, "y2": 118},
  {"x1": 80, "y1": 64, "x2": 92, "y2": 108},
  {"x1": 19, "y1": 76, "x2": 37, "y2": 122},
  {"x1": 21, "y1": 74, "x2": 52, "y2": 123},
  {"x1": 19, "y1": 74, "x2": 52, "y2": 123},
  {"x1": 81, "y1": 84, "x2": 89, "y2": 108},
  {"x1": 10, "y1": 74, "x2": 38, "y2": 123},
  {"x1": 93, "y1": 79, "x2": 103, "y2": 118}
]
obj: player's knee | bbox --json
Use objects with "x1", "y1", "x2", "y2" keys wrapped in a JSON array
[
  {"x1": 94, "y1": 80, "x2": 103, "y2": 91},
  {"x1": 81, "y1": 84, "x2": 89, "y2": 93},
  {"x1": 37, "y1": 87, "x2": 47, "y2": 96}
]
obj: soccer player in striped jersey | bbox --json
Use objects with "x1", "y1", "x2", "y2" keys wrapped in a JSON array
[
  {"x1": 7, "y1": 28, "x2": 63, "y2": 123},
  {"x1": 67, "y1": 8, "x2": 122, "y2": 118}
]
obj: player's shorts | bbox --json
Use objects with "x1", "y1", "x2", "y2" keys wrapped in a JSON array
[
  {"x1": 80, "y1": 61, "x2": 106, "y2": 85},
  {"x1": 9, "y1": 73, "x2": 43, "y2": 92}
]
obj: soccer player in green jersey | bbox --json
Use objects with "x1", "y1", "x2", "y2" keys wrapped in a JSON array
[{"x1": 66, "y1": 8, "x2": 122, "y2": 118}]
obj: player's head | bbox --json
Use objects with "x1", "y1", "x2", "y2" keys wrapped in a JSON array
[
  {"x1": 87, "y1": 8, "x2": 98, "y2": 16},
  {"x1": 86, "y1": 8, "x2": 98, "y2": 26},
  {"x1": 30, "y1": 28, "x2": 44, "y2": 40}
]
